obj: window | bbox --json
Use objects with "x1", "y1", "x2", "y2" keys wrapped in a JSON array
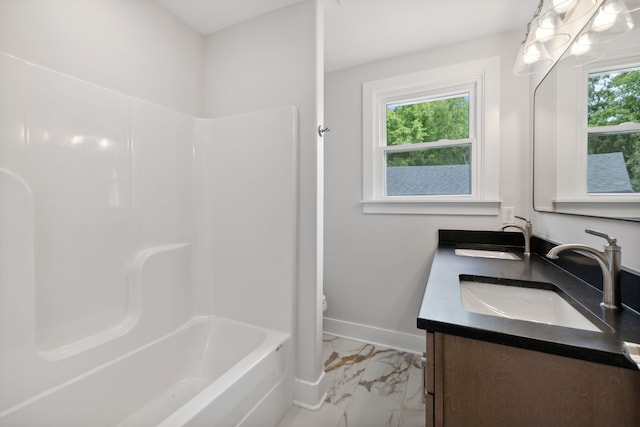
[
  {"x1": 362, "y1": 57, "x2": 500, "y2": 214},
  {"x1": 587, "y1": 66, "x2": 640, "y2": 194}
]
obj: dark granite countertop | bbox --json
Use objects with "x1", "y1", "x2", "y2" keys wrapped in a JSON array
[{"x1": 417, "y1": 230, "x2": 640, "y2": 370}]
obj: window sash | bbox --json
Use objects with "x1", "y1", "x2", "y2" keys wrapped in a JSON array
[
  {"x1": 381, "y1": 140, "x2": 475, "y2": 197},
  {"x1": 588, "y1": 122, "x2": 640, "y2": 135},
  {"x1": 384, "y1": 143, "x2": 473, "y2": 197},
  {"x1": 381, "y1": 138, "x2": 475, "y2": 154},
  {"x1": 384, "y1": 91, "x2": 472, "y2": 147},
  {"x1": 380, "y1": 84, "x2": 476, "y2": 148}
]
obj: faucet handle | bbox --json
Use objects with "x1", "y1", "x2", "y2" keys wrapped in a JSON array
[
  {"x1": 585, "y1": 229, "x2": 618, "y2": 246},
  {"x1": 514, "y1": 215, "x2": 533, "y2": 235},
  {"x1": 514, "y1": 216, "x2": 531, "y2": 223}
]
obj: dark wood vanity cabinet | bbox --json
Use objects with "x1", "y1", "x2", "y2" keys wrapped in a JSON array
[{"x1": 424, "y1": 332, "x2": 640, "y2": 427}]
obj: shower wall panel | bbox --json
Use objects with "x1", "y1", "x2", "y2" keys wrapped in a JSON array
[
  {"x1": 0, "y1": 53, "x2": 196, "y2": 409},
  {"x1": 0, "y1": 54, "x2": 26, "y2": 175},
  {"x1": 26, "y1": 64, "x2": 133, "y2": 353},
  {"x1": 131, "y1": 101, "x2": 195, "y2": 248},
  {"x1": 206, "y1": 106, "x2": 298, "y2": 334}
]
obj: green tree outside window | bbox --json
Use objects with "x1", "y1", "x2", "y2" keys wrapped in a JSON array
[
  {"x1": 588, "y1": 69, "x2": 640, "y2": 192},
  {"x1": 386, "y1": 95, "x2": 470, "y2": 167}
]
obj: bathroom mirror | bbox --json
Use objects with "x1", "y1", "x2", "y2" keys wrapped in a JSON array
[{"x1": 533, "y1": 4, "x2": 640, "y2": 220}]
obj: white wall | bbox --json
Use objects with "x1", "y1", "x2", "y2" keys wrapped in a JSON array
[
  {"x1": 323, "y1": 31, "x2": 530, "y2": 351},
  {"x1": 0, "y1": 0, "x2": 204, "y2": 116},
  {"x1": 202, "y1": 0, "x2": 325, "y2": 408}
]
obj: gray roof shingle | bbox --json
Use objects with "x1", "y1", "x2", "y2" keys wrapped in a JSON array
[
  {"x1": 386, "y1": 164, "x2": 470, "y2": 196},
  {"x1": 386, "y1": 152, "x2": 633, "y2": 197},
  {"x1": 587, "y1": 152, "x2": 633, "y2": 193}
]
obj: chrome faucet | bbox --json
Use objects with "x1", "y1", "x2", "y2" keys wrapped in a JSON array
[
  {"x1": 502, "y1": 216, "x2": 532, "y2": 256},
  {"x1": 546, "y1": 229, "x2": 622, "y2": 310}
]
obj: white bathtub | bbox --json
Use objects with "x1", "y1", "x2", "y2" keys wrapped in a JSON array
[{"x1": 0, "y1": 316, "x2": 292, "y2": 427}]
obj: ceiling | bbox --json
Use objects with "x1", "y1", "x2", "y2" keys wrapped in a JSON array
[{"x1": 154, "y1": 0, "x2": 540, "y2": 72}]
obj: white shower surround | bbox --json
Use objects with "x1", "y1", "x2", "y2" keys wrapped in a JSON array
[{"x1": 0, "y1": 52, "x2": 297, "y2": 425}]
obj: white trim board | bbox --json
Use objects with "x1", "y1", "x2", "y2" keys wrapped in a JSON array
[
  {"x1": 323, "y1": 317, "x2": 426, "y2": 355},
  {"x1": 293, "y1": 372, "x2": 327, "y2": 411}
]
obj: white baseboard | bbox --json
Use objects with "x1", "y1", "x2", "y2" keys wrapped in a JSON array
[
  {"x1": 323, "y1": 317, "x2": 425, "y2": 354},
  {"x1": 293, "y1": 371, "x2": 327, "y2": 410}
]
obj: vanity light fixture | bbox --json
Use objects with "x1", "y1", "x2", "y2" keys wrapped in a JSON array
[
  {"x1": 514, "y1": 0, "x2": 563, "y2": 75},
  {"x1": 537, "y1": 12, "x2": 559, "y2": 40},
  {"x1": 592, "y1": 0, "x2": 627, "y2": 31},
  {"x1": 524, "y1": 41, "x2": 552, "y2": 65},
  {"x1": 585, "y1": 0, "x2": 634, "y2": 41},
  {"x1": 536, "y1": 11, "x2": 572, "y2": 51},
  {"x1": 568, "y1": 0, "x2": 634, "y2": 61},
  {"x1": 572, "y1": 33, "x2": 593, "y2": 54},
  {"x1": 514, "y1": 38, "x2": 553, "y2": 75},
  {"x1": 514, "y1": 0, "x2": 635, "y2": 75},
  {"x1": 561, "y1": 32, "x2": 605, "y2": 65}
]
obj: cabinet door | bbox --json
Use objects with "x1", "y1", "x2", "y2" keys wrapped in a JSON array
[
  {"x1": 441, "y1": 333, "x2": 640, "y2": 426},
  {"x1": 425, "y1": 332, "x2": 444, "y2": 427},
  {"x1": 425, "y1": 333, "x2": 434, "y2": 427}
]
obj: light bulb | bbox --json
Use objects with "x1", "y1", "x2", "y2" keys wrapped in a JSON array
[
  {"x1": 593, "y1": 0, "x2": 627, "y2": 32},
  {"x1": 536, "y1": 23, "x2": 556, "y2": 41},
  {"x1": 523, "y1": 43, "x2": 543, "y2": 64},
  {"x1": 603, "y1": 0, "x2": 627, "y2": 14},
  {"x1": 514, "y1": 41, "x2": 551, "y2": 75},
  {"x1": 593, "y1": 10, "x2": 616, "y2": 31},
  {"x1": 571, "y1": 35, "x2": 591, "y2": 55}
]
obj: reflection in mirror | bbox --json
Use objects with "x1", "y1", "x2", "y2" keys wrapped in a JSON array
[{"x1": 534, "y1": 4, "x2": 640, "y2": 220}]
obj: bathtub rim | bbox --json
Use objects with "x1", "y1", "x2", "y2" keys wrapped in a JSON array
[
  {"x1": 155, "y1": 321, "x2": 290, "y2": 427},
  {"x1": 0, "y1": 315, "x2": 289, "y2": 424}
]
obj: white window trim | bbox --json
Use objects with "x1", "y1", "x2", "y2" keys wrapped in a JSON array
[
  {"x1": 554, "y1": 49, "x2": 640, "y2": 217},
  {"x1": 361, "y1": 57, "x2": 501, "y2": 215}
]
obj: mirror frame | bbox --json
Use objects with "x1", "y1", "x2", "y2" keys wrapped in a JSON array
[{"x1": 531, "y1": 0, "x2": 640, "y2": 222}]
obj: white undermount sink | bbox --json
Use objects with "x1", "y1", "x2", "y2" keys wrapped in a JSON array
[
  {"x1": 455, "y1": 248, "x2": 520, "y2": 260},
  {"x1": 460, "y1": 278, "x2": 602, "y2": 332}
]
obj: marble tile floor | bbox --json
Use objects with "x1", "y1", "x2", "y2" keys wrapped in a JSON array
[{"x1": 278, "y1": 334, "x2": 425, "y2": 427}]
